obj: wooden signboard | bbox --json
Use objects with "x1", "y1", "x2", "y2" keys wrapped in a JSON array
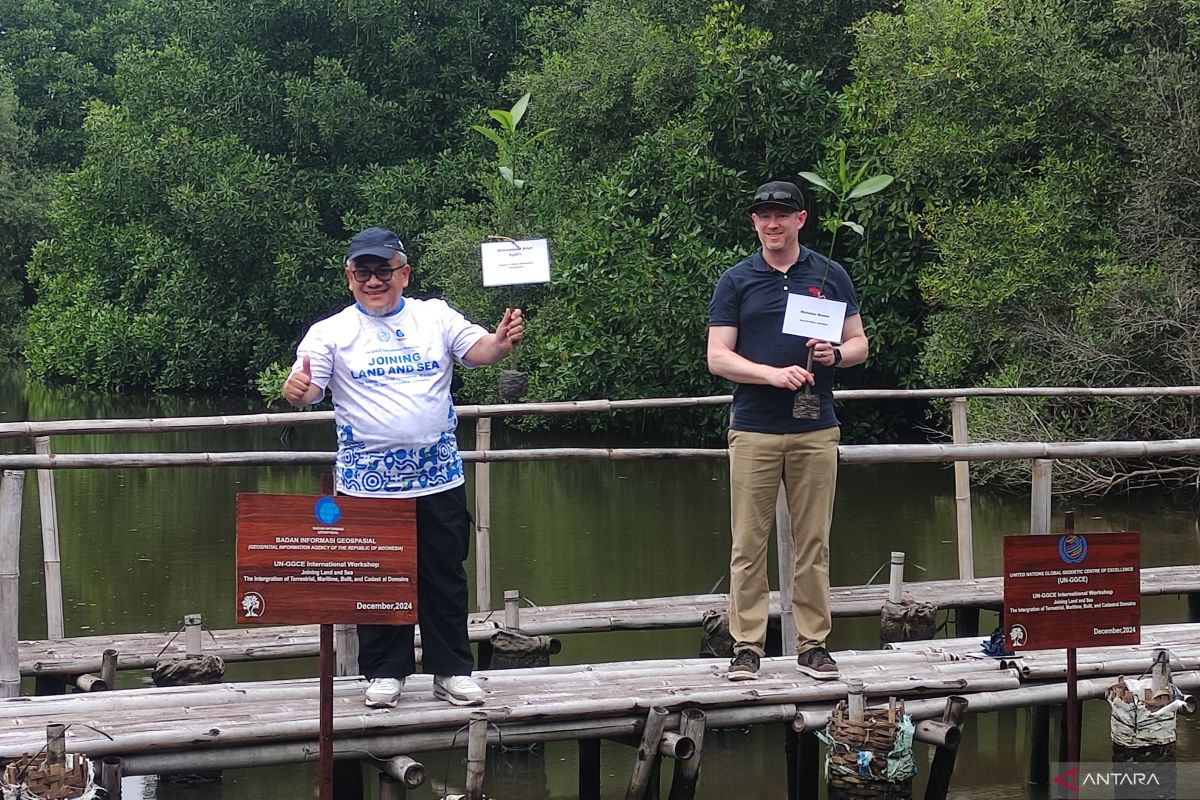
[
  {"x1": 236, "y1": 494, "x2": 417, "y2": 625},
  {"x1": 1003, "y1": 531, "x2": 1140, "y2": 651}
]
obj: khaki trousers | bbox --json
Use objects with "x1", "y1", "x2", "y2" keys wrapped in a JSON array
[{"x1": 727, "y1": 426, "x2": 840, "y2": 656}]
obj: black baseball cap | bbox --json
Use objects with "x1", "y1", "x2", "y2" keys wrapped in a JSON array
[
  {"x1": 748, "y1": 181, "x2": 806, "y2": 213},
  {"x1": 347, "y1": 227, "x2": 406, "y2": 262}
]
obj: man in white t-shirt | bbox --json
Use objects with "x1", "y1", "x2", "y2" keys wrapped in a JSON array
[{"x1": 283, "y1": 227, "x2": 523, "y2": 708}]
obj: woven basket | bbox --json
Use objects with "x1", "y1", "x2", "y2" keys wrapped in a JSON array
[
  {"x1": 825, "y1": 698, "x2": 913, "y2": 800},
  {"x1": 1, "y1": 753, "x2": 99, "y2": 800}
]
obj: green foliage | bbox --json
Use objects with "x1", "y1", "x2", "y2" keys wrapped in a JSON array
[
  {"x1": 24, "y1": 102, "x2": 343, "y2": 390},
  {"x1": 516, "y1": 1, "x2": 699, "y2": 170},
  {"x1": 471, "y1": 92, "x2": 555, "y2": 236},
  {"x1": 0, "y1": 68, "x2": 49, "y2": 357},
  {"x1": 848, "y1": 0, "x2": 1124, "y2": 392},
  {"x1": 18, "y1": 0, "x2": 552, "y2": 391},
  {"x1": 253, "y1": 360, "x2": 295, "y2": 410}
]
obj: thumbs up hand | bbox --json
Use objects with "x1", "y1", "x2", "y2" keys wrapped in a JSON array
[{"x1": 283, "y1": 355, "x2": 316, "y2": 407}]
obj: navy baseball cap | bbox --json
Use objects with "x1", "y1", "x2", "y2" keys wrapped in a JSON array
[
  {"x1": 748, "y1": 181, "x2": 806, "y2": 213},
  {"x1": 347, "y1": 227, "x2": 406, "y2": 261}
]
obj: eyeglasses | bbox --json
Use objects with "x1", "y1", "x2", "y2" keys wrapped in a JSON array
[
  {"x1": 350, "y1": 267, "x2": 397, "y2": 282},
  {"x1": 753, "y1": 190, "x2": 798, "y2": 204}
]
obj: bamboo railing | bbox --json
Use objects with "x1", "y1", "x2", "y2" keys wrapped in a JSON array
[{"x1": 1, "y1": 385, "x2": 1199, "y2": 690}]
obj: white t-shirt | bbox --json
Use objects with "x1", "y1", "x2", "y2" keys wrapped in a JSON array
[{"x1": 294, "y1": 297, "x2": 487, "y2": 498}]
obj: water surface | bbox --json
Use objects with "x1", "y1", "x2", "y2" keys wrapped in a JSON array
[{"x1": 3, "y1": 365, "x2": 1198, "y2": 798}]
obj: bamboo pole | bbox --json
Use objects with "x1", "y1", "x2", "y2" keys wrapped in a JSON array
[
  {"x1": 373, "y1": 756, "x2": 425, "y2": 788},
  {"x1": 464, "y1": 711, "x2": 488, "y2": 800},
  {"x1": 7, "y1": 386, "x2": 1200, "y2": 440},
  {"x1": 846, "y1": 678, "x2": 865, "y2": 723},
  {"x1": 334, "y1": 625, "x2": 358, "y2": 678},
  {"x1": 1030, "y1": 459, "x2": 1054, "y2": 534},
  {"x1": 776, "y1": 484, "x2": 797, "y2": 656},
  {"x1": 889, "y1": 552, "x2": 905, "y2": 603},
  {"x1": 34, "y1": 437, "x2": 64, "y2": 640},
  {"x1": 626, "y1": 707, "x2": 669, "y2": 800},
  {"x1": 46, "y1": 722, "x2": 66, "y2": 766},
  {"x1": 667, "y1": 708, "x2": 705, "y2": 800},
  {"x1": 379, "y1": 773, "x2": 406, "y2": 800},
  {"x1": 184, "y1": 614, "x2": 203, "y2": 657},
  {"x1": 100, "y1": 757, "x2": 123, "y2": 800},
  {"x1": 63, "y1": 671, "x2": 1196, "y2": 776},
  {"x1": 101, "y1": 649, "x2": 118, "y2": 690},
  {"x1": 923, "y1": 696, "x2": 969, "y2": 800},
  {"x1": 72, "y1": 673, "x2": 109, "y2": 692},
  {"x1": 504, "y1": 589, "x2": 521, "y2": 630},
  {"x1": 1, "y1": 470, "x2": 25, "y2": 699},
  {"x1": 474, "y1": 417, "x2": 492, "y2": 612},
  {"x1": 950, "y1": 398, "x2": 974, "y2": 580},
  {"x1": 6, "y1": 438, "x2": 1200, "y2": 471}
]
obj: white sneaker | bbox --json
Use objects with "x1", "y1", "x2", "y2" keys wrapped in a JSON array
[
  {"x1": 364, "y1": 677, "x2": 404, "y2": 708},
  {"x1": 433, "y1": 674, "x2": 485, "y2": 706}
]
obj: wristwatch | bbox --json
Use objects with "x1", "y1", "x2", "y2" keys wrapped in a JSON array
[{"x1": 831, "y1": 347, "x2": 843, "y2": 366}]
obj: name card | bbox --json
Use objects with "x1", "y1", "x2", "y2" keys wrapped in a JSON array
[
  {"x1": 782, "y1": 294, "x2": 847, "y2": 342},
  {"x1": 481, "y1": 239, "x2": 551, "y2": 287}
]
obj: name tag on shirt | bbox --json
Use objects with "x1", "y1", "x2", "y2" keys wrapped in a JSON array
[{"x1": 782, "y1": 294, "x2": 847, "y2": 343}]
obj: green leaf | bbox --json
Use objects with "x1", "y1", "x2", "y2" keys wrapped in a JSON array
[
  {"x1": 798, "y1": 171, "x2": 833, "y2": 193},
  {"x1": 471, "y1": 124, "x2": 506, "y2": 150},
  {"x1": 848, "y1": 174, "x2": 895, "y2": 199},
  {"x1": 499, "y1": 165, "x2": 516, "y2": 184},
  {"x1": 513, "y1": 178, "x2": 526, "y2": 189},
  {"x1": 527, "y1": 127, "x2": 555, "y2": 145},
  {"x1": 840, "y1": 220, "x2": 865, "y2": 236},
  {"x1": 510, "y1": 93, "x2": 531, "y2": 128},
  {"x1": 489, "y1": 109, "x2": 515, "y2": 134}
]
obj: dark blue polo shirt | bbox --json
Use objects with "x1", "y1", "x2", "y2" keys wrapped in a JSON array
[{"x1": 708, "y1": 246, "x2": 860, "y2": 433}]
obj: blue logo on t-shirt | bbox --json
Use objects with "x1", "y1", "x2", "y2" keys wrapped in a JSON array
[{"x1": 314, "y1": 496, "x2": 342, "y2": 525}]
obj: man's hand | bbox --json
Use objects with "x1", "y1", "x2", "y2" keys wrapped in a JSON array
[
  {"x1": 767, "y1": 364, "x2": 815, "y2": 390},
  {"x1": 807, "y1": 338, "x2": 839, "y2": 367},
  {"x1": 283, "y1": 356, "x2": 315, "y2": 407},
  {"x1": 464, "y1": 308, "x2": 525, "y2": 366},
  {"x1": 495, "y1": 307, "x2": 524, "y2": 354}
]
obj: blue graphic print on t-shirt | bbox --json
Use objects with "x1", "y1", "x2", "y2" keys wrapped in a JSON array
[{"x1": 336, "y1": 423, "x2": 464, "y2": 494}]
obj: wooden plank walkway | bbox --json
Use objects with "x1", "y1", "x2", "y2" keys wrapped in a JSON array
[
  {"x1": 18, "y1": 566, "x2": 1200, "y2": 677},
  {"x1": 4, "y1": 624, "x2": 1200, "y2": 772}
]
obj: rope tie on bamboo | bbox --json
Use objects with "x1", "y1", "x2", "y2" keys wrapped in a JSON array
[
  {"x1": 472, "y1": 594, "x2": 540, "y2": 623},
  {"x1": 155, "y1": 618, "x2": 219, "y2": 658}
]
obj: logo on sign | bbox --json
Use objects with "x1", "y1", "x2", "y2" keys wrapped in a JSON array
[
  {"x1": 241, "y1": 592, "x2": 265, "y2": 618},
  {"x1": 1009, "y1": 624, "x2": 1027, "y2": 647},
  {"x1": 314, "y1": 496, "x2": 342, "y2": 525},
  {"x1": 1059, "y1": 534, "x2": 1088, "y2": 564}
]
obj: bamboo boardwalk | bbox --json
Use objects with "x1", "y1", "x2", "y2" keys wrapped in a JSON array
[
  {"x1": 17, "y1": 565, "x2": 1200, "y2": 677},
  {"x1": 4, "y1": 623, "x2": 1200, "y2": 774}
]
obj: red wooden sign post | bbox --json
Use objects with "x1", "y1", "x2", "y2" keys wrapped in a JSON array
[
  {"x1": 236, "y1": 494, "x2": 417, "y2": 800},
  {"x1": 1003, "y1": 527, "x2": 1140, "y2": 764}
]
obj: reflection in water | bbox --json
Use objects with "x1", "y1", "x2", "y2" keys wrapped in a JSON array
[{"x1": 4, "y1": 365, "x2": 1200, "y2": 798}]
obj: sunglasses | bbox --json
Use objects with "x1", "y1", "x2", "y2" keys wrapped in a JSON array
[
  {"x1": 753, "y1": 190, "x2": 799, "y2": 205},
  {"x1": 350, "y1": 266, "x2": 399, "y2": 282}
]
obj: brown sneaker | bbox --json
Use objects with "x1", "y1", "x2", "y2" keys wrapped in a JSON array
[
  {"x1": 727, "y1": 649, "x2": 760, "y2": 681},
  {"x1": 796, "y1": 647, "x2": 838, "y2": 680}
]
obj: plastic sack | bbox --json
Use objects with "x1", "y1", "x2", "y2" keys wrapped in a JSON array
[{"x1": 1105, "y1": 676, "x2": 1187, "y2": 747}]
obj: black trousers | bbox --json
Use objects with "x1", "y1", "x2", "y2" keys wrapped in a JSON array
[{"x1": 355, "y1": 484, "x2": 475, "y2": 679}]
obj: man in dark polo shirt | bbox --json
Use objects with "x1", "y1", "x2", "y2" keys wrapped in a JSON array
[{"x1": 707, "y1": 180, "x2": 870, "y2": 681}]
